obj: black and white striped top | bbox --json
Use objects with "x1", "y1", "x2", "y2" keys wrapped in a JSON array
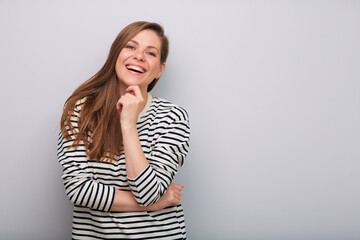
[{"x1": 57, "y1": 94, "x2": 190, "y2": 239}]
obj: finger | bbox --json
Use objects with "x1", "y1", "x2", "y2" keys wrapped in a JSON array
[
  {"x1": 119, "y1": 95, "x2": 137, "y2": 106},
  {"x1": 117, "y1": 95, "x2": 134, "y2": 111},
  {"x1": 123, "y1": 93, "x2": 136, "y2": 101},
  {"x1": 116, "y1": 99, "x2": 123, "y2": 111},
  {"x1": 174, "y1": 191, "x2": 181, "y2": 200},
  {"x1": 168, "y1": 183, "x2": 175, "y2": 188},
  {"x1": 173, "y1": 184, "x2": 184, "y2": 191},
  {"x1": 117, "y1": 96, "x2": 131, "y2": 108},
  {"x1": 126, "y1": 86, "x2": 143, "y2": 100},
  {"x1": 126, "y1": 86, "x2": 139, "y2": 96},
  {"x1": 174, "y1": 194, "x2": 181, "y2": 203},
  {"x1": 126, "y1": 89, "x2": 135, "y2": 96}
]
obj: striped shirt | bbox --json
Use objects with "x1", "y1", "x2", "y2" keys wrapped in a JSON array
[{"x1": 57, "y1": 94, "x2": 190, "y2": 239}]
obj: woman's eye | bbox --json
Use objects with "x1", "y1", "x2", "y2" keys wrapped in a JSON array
[
  {"x1": 126, "y1": 45, "x2": 135, "y2": 50},
  {"x1": 147, "y1": 52, "x2": 156, "y2": 57}
]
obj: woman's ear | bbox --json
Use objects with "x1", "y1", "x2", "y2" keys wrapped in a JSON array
[{"x1": 156, "y1": 62, "x2": 166, "y2": 79}]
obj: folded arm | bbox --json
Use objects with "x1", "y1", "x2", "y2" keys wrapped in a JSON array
[
  {"x1": 110, "y1": 183, "x2": 183, "y2": 212},
  {"x1": 57, "y1": 133, "x2": 115, "y2": 212},
  {"x1": 120, "y1": 104, "x2": 190, "y2": 206}
]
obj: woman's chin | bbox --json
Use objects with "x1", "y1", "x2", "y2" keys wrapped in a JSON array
[{"x1": 120, "y1": 81, "x2": 149, "y2": 92}]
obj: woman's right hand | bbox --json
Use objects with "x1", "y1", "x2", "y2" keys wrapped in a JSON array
[
  {"x1": 116, "y1": 86, "x2": 144, "y2": 130},
  {"x1": 148, "y1": 183, "x2": 184, "y2": 211}
]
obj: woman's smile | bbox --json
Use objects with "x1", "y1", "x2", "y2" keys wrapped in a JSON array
[{"x1": 125, "y1": 64, "x2": 146, "y2": 74}]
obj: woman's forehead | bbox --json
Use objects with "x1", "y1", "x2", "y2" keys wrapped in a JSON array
[{"x1": 130, "y1": 29, "x2": 162, "y2": 50}]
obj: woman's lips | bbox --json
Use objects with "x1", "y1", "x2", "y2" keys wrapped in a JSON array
[{"x1": 126, "y1": 64, "x2": 146, "y2": 73}]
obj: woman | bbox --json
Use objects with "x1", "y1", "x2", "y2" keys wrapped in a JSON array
[{"x1": 57, "y1": 21, "x2": 190, "y2": 239}]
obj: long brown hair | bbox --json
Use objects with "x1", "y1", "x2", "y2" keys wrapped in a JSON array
[{"x1": 60, "y1": 21, "x2": 169, "y2": 161}]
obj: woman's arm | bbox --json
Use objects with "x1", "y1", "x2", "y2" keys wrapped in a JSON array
[
  {"x1": 116, "y1": 86, "x2": 150, "y2": 179},
  {"x1": 110, "y1": 183, "x2": 184, "y2": 212},
  {"x1": 117, "y1": 86, "x2": 190, "y2": 207},
  {"x1": 57, "y1": 130, "x2": 115, "y2": 212},
  {"x1": 58, "y1": 99, "x2": 114, "y2": 211}
]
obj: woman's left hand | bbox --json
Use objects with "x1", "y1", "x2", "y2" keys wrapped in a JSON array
[
  {"x1": 148, "y1": 183, "x2": 184, "y2": 211},
  {"x1": 116, "y1": 86, "x2": 144, "y2": 129}
]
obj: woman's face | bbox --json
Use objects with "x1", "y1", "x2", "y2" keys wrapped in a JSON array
[{"x1": 115, "y1": 29, "x2": 165, "y2": 92}]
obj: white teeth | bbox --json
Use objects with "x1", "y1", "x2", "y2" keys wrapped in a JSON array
[{"x1": 126, "y1": 65, "x2": 145, "y2": 73}]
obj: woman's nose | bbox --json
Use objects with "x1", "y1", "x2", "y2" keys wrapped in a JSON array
[{"x1": 133, "y1": 50, "x2": 144, "y2": 61}]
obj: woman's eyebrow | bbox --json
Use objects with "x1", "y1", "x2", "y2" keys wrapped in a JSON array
[{"x1": 129, "y1": 40, "x2": 159, "y2": 52}]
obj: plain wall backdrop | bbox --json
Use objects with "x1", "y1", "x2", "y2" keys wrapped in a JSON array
[{"x1": 0, "y1": 0, "x2": 359, "y2": 239}]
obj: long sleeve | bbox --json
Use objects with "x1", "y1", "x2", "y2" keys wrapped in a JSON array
[
  {"x1": 127, "y1": 105, "x2": 190, "y2": 206},
  {"x1": 57, "y1": 100, "x2": 115, "y2": 212}
]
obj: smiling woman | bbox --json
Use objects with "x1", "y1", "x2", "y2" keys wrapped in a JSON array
[{"x1": 57, "y1": 21, "x2": 190, "y2": 239}]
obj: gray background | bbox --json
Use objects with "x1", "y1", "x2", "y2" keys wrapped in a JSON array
[{"x1": 0, "y1": 0, "x2": 359, "y2": 239}]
